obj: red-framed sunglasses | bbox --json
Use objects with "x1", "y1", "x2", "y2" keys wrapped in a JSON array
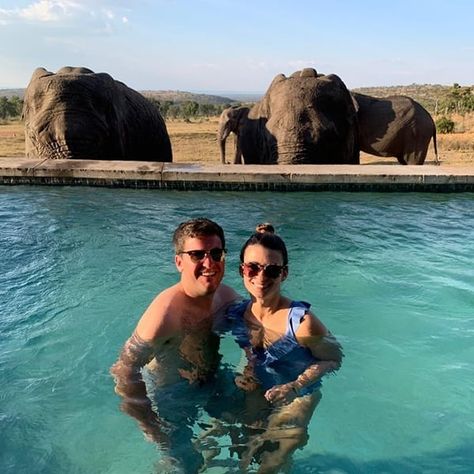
[{"x1": 240, "y1": 262, "x2": 286, "y2": 279}]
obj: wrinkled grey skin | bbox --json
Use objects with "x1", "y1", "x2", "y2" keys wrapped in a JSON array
[
  {"x1": 218, "y1": 68, "x2": 359, "y2": 164},
  {"x1": 352, "y1": 92, "x2": 438, "y2": 165},
  {"x1": 22, "y1": 67, "x2": 172, "y2": 161},
  {"x1": 217, "y1": 105, "x2": 250, "y2": 163}
]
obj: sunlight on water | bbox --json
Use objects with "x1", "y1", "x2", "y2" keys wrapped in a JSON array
[{"x1": 1, "y1": 187, "x2": 473, "y2": 473}]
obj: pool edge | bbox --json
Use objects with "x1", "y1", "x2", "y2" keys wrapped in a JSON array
[{"x1": 1, "y1": 158, "x2": 474, "y2": 192}]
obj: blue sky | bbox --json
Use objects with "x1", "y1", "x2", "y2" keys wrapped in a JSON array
[{"x1": 1, "y1": 0, "x2": 473, "y2": 93}]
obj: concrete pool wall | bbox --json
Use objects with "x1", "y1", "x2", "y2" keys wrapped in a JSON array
[{"x1": 1, "y1": 157, "x2": 474, "y2": 191}]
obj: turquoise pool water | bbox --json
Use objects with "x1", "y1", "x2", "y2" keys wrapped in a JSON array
[{"x1": 1, "y1": 187, "x2": 473, "y2": 473}]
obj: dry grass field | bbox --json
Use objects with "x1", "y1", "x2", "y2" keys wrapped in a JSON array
[
  {"x1": 1, "y1": 115, "x2": 473, "y2": 166},
  {"x1": 0, "y1": 121, "x2": 24, "y2": 157}
]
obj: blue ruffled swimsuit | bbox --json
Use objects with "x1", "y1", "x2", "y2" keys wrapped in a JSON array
[{"x1": 226, "y1": 300, "x2": 322, "y2": 395}]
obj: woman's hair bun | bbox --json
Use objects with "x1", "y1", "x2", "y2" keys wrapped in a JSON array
[{"x1": 255, "y1": 223, "x2": 275, "y2": 234}]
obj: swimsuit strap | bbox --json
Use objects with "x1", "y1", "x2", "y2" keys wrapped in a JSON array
[
  {"x1": 262, "y1": 300, "x2": 311, "y2": 365},
  {"x1": 287, "y1": 300, "x2": 311, "y2": 338},
  {"x1": 226, "y1": 300, "x2": 311, "y2": 363}
]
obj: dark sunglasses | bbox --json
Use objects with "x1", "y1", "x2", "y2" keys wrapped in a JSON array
[
  {"x1": 180, "y1": 248, "x2": 226, "y2": 263},
  {"x1": 240, "y1": 262, "x2": 286, "y2": 279}
]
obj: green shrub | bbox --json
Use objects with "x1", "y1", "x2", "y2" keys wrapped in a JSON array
[
  {"x1": 0, "y1": 96, "x2": 23, "y2": 120},
  {"x1": 436, "y1": 116, "x2": 455, "y2": 134}
]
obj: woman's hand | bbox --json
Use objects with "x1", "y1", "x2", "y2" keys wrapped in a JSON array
[{"x1": 264, "y1": 382, "x2": 298, "y2": 405}]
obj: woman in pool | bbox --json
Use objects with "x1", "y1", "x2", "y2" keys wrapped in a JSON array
[{"x1": 228, "y1": 223, "x2": 343, "y2": 472}]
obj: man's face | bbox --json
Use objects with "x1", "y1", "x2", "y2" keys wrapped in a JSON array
[{"x1": 175, "y1": 235, "x2": 225, "y2": 297}]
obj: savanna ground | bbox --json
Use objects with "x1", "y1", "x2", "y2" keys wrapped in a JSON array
[{"x1": 1, "y1": 115, "x2": 473, "y2": 166}]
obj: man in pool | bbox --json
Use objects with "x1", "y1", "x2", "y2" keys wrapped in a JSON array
[{"x1": 110, "y1": 217, "x2": 240, "y2": 472}]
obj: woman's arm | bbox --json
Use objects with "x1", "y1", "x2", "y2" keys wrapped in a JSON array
[{"x1": 264, "y1": 312, "x2": 343, "y2": 405}]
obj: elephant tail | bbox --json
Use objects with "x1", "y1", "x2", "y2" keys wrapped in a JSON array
[{"x1": 432, "y1": 126, "x2": 440, "y2": 165}]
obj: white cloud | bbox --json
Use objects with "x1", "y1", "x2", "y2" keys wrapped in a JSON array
[
  {"x1": 19, "y1": 1, "x2": 84, "y2": 22},
  {"x1": 103, "y1": 9, "x2": 114, "y2": 20},
  {"x1": 0, "y1": 1, "x2": 129, "y2": 27},
  {"x1": 0, "y1": 8, "x2": 15, "y2": 23}
]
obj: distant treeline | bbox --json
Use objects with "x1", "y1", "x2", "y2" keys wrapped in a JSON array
[
  {"x1": 1, "y1": 83, "x2": 473, "y2": 121},
  {"x1": 0, "y1": 94, "x2": 236, "y2": 121},
  {"x1": 354, "y1": 83, "x2": 474, "y2": 115},
  {"x1": 146, "y1": 97, "x2": 237, "y2": 120},
  {"x1": 438, "y1": 84, "x2": 474, "y2": 114}
]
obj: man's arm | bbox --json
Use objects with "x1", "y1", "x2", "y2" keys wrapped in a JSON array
[
  {"x1": 110, "y1": 331, "x2": 154, "y2": 400},
  {"x1": 110, "y1": 331, "x2": 173, "y2": 446},
  {"x1": 110, "y1": 290, "x2": 178, "y2": 445}
]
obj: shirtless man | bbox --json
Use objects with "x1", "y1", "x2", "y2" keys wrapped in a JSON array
[{"x1": 110, "y1": 218, "x2": 239, "y2": 471}]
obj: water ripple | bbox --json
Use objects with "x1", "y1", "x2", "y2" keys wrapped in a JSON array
[{"x1": 1, "y1": 188, "x2": 473, "y2": 473}]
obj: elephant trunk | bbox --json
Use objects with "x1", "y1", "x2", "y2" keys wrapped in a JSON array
[
  {"x1": 273, "y1": 139, "x2": 356, "y2": 165},
  {"x1": 218, "y1": 124, "x2": 230, "y2": 164},
  {"x1": 273, "y1": 142, "x2": 315, "y2": 164}
]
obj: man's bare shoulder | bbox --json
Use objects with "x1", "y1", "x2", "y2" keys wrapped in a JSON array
[{"x1": 135, "y1": 284, "x2": 183, "y2": 342}]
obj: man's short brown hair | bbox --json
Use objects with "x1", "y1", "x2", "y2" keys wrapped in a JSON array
[{"x1": 173, "y1": 218, "x2": 225, "y2": 253}]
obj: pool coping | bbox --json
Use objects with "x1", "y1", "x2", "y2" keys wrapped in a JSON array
[{"x1": 1, "y1": 157, "x2": 474, "y2": 192}]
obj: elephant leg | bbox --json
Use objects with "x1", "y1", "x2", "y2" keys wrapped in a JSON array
[
  {"x1": 234, "y1": 139, "x2": 243, "y2": 164},
  {"x1": 408, "y1": 145, "x2": 430, "y2": 165},
  {"x1": 405, "y1": 149, "x2": 426, "y2": 165},
  {"x1": 396, "y1": 154, "x2": 408, "y2": 165},
  {"x1": 407, "y1": 155, "x2": 426, "y2": 165}
]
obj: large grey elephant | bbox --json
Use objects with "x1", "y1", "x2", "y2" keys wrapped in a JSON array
[
  {"x1": 352, "y1": 92, "x2": 438, "y2": 165},
  {"x1": 218, "y1": 68, "x2": 359, "y2": 164},
  {"x1": 22, "y1": 66, "x2": 172, "y2": 161}
]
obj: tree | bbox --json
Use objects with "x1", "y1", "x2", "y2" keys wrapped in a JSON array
[
  {"x1": 0, "y1": 96, "x2": 23, "y2": 119},
  {"x1": 0, "y1": 97, "x2": 9, "y2": 119},
  {"x1": 440, "y1": 85, "x2": 474, "y2": 114},
  {"x1": 436, "y1": 116, "x2": 455, "y2": 134},
  {"x1": 181, "y1": 101, "x2": 199, "y2": 120}
]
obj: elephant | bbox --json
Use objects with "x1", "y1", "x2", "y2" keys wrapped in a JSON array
[
  {"x1": 22, "y1": 66, "x2": 172, "y2": 161},
  {"x1": 218, "y1": 68, "x2": 359, "y2": 165},
  {"x1": 351, "y1": 92, "x2": 438, "y2": 165},
  {"x1": 217, "y1": 105, "x2": 250, "y2": 164}
]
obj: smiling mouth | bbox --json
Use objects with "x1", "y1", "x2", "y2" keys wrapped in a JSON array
[{"x1": 200, "y1": 271, "x2": 217, "y2": 277}]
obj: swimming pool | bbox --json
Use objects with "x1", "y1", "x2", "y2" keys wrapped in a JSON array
[{"x1": 1, "y1": 187, "x2": 473, "y2": 473}]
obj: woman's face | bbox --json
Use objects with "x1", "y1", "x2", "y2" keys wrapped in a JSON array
[{"x1": 241, "y1": 244, "x2": 287, "y2": 301}]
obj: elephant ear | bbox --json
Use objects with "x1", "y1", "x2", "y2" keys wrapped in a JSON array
[
  {"x1": 320, "y1": 73, "x2": 350, "y2": 92},
  {"x1": 350, "y1": 93, "x2": 360, "y2": 113},
  {"x1": 268, "y1": 73, "x2": 286, "y2": 89},
  {"x1": 29, "y1": 67, "x2": 53, "y2": 82},
  {"x1": 235, "y1": 106, "x2": 250, "y2": 122},
  {"x1": 323, "y1": 73, "x2": 345, "y2": 85},
  {"x1": 22, "y1": 68, "x2": 54, "y2": 120}
]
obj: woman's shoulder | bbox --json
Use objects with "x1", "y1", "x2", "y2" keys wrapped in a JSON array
[{"x1": 290, "y1": 300, "x2": 311, "y2": 309}]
